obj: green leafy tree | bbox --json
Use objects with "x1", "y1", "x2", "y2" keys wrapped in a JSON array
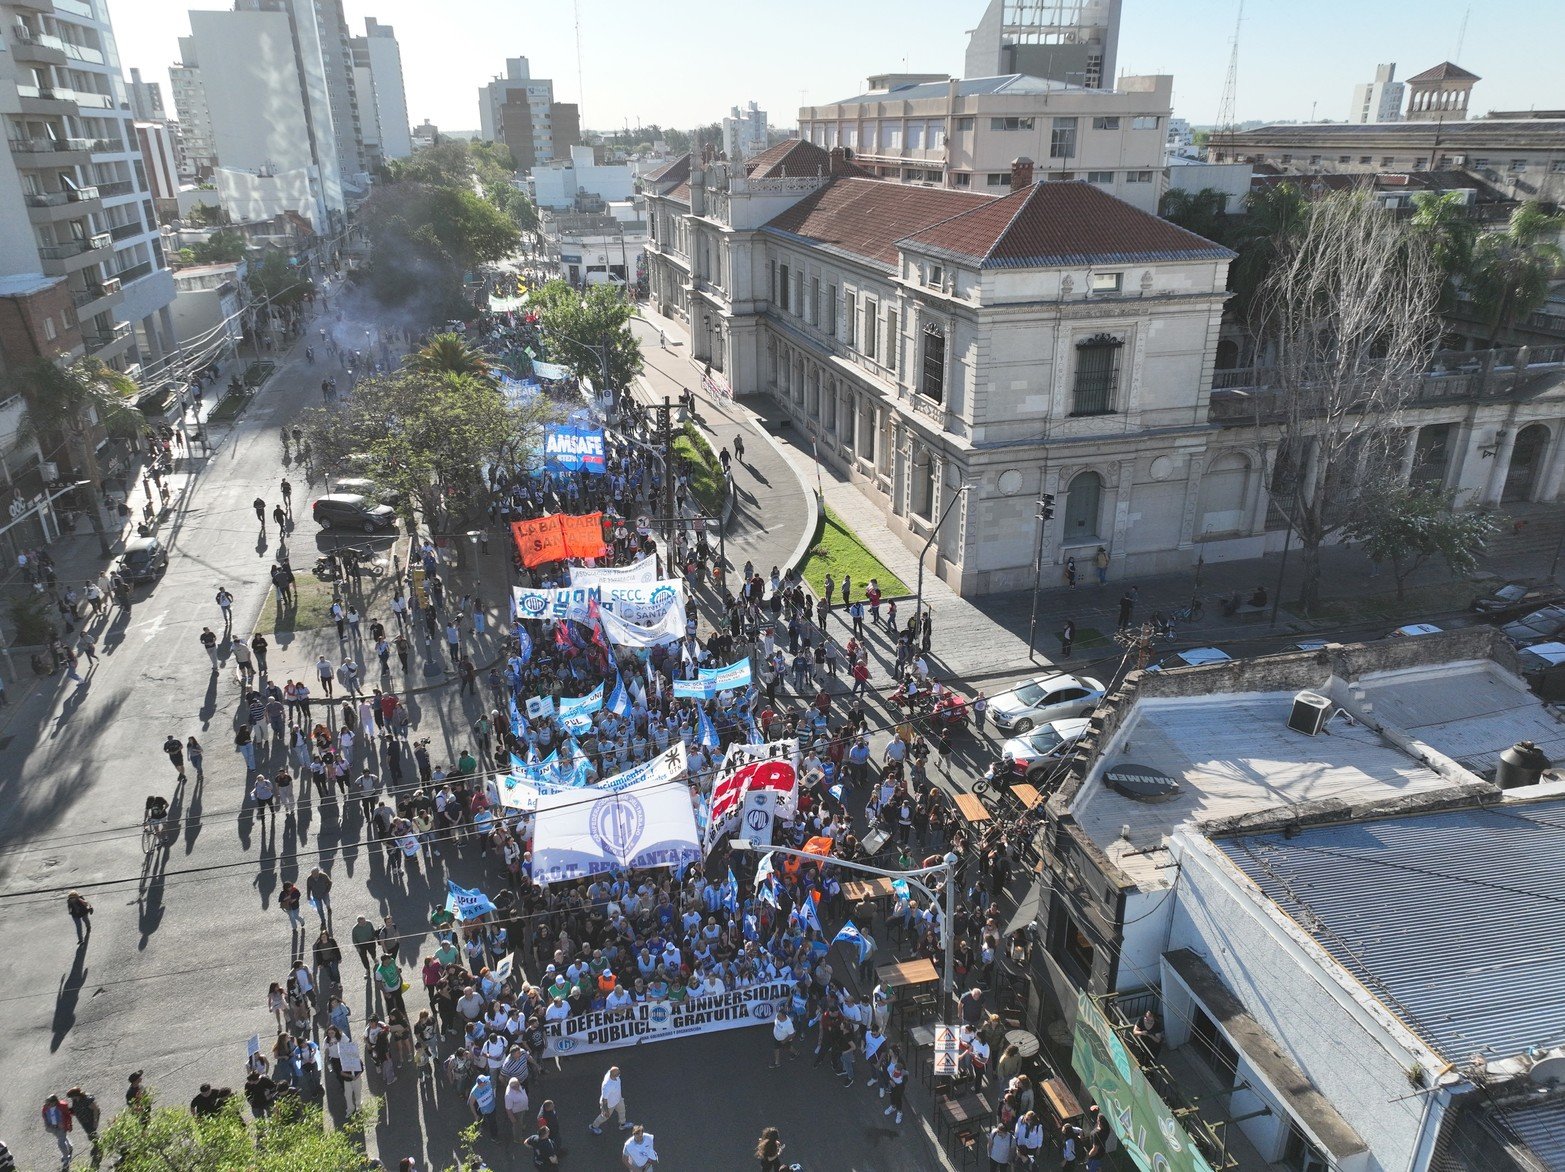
[
  {"x1": 1228, "y1": 182, "x2": 1308, "y2": 326},
  {"x1": 404, "y1": 332, "x2": 495, "y2": 383},
  {"x1": 530, "y1": 280, "x2": 643, "y2": 392},
  {"x1": 299, "y1": 369, "x2": 551, "y2": 525},
  {"x1": 384, "y1": 139, "x2": 476, "y2": 187},
  {"x1": 100, "y1": 1095, "x2": 370, "y2": 1171},
  {"x1": 1410, "y1": 190, "x2": 1478, "y2": 287},
  {"x1": 10, "y1": 357, "x2": 143, "y2": 555},
  {"x1": 1158, "y1": 187, "x2": 1232, "y2": 247},
  {"x1": 190, "y1": 228, "x2": 247, "y2": 264},
  {"x1": 1467, "y1": 201, "x2": 1565, "y2": 344},
  {"x1": 1345, "y1": 482, "x2": 1495, "y2": 600},
  {"x1": 248, "y1": 252, "x2": 313, "y2": 309},
  {"x1": 358, "y1": 184, "x2": 519, "y2": 310}
]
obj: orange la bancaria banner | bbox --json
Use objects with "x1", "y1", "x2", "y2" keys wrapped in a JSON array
[{"x1": 511, "y1": 512, "x2": 606, "y2": 567}]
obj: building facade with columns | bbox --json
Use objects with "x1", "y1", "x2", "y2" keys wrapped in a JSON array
[{"x1": 642, "y1": 142, "x2": 1565, "y2": 596}]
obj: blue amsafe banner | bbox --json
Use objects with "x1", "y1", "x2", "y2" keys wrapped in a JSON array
[{"x1": 543, "y1": 425, "x2": 606, "y2": 474}]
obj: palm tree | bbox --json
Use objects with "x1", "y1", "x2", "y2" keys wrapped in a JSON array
[
  {"x1": 12, "y1": 357, "x2": 144, "y2": 556},
  {"x1": 1158, "y1": 187, "x2": 1232, "y2": 246},
  {"x1": 1410, "y1": 190, "x2": 1478, "y2": 311},
  {"x1": 403, "y1": 333, "x2": 495, "y2": 383},
  {"x1": 1467, "y1": 201, "x2": 1565, "y2": 345}
]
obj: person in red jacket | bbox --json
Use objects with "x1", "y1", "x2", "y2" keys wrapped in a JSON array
[{"x1": 41, "y1": 1094, "x2": 73, "y2": 1162}]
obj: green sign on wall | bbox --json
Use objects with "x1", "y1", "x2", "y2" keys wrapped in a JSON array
[{"x1": 1071, "y1": 993, "x2": 1217, "y2": 1172}]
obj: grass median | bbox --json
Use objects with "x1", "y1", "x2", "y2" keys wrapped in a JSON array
[
  {"x1": 674, "y1": 422, "x2": 727, "y2": 515},
  {"x1": 801, "y1": 505, "x2": 910, "y2": 598}
]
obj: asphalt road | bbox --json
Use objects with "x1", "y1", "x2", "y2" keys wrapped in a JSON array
[{"x1": 0, "y1": 305, "x2": 975, "y2": 1172}]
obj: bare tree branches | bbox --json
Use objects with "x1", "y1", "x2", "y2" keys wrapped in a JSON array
[{"x1": 1258, "y1": 192, "x2": 1444, "y2": 611}]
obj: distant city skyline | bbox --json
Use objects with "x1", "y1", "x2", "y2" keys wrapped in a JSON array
[{"x1": 112, "y1": 0, "x2": 1559, "y2": 141}]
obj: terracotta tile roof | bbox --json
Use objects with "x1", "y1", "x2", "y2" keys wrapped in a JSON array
[
  {"x1": 743, "y1": 138, "x2": 835, "y2": 179},
  {"x1": 762, "y1": 178, "x2": 992, "y2": 269},
  {"x1": 668, "y1": 182, "x2": 691, "y2": 204},
  {"x1": 644, "y1": 153, "x2": 691, "y2": 185},
  {"x1": 897, "y1": 180, "x2": 1234, "y2": 269},
  {"x1": 1406, "y1": 61, "x2": 1480, "y2": 83}
]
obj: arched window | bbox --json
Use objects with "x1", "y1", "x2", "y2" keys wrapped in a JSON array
[{"x1": 1064, "y1": 471, "x2": 1103, "y2": 541}]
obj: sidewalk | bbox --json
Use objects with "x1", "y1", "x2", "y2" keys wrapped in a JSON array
[{"x1": 627, "y1": 312, "x2": 818, "y2": 581}]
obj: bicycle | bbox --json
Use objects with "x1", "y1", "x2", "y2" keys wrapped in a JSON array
[{"x1": 1170, "y1": 595, "x2": 1204, "y2": 623}]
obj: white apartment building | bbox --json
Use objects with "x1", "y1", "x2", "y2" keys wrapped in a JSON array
[
  {"x1": 1350, "y1": 62, "x2": 1405, "y2": 123},
  {"x1": 530, "y1": 143, "x2": 636, "y2": 210},
  {"x1": 0, "y1": 0, "x2": 178, "y2": 370},
  {"x1": 350, "y1": 17, "x2": 410, "y2": 163},
  {"x1": 797, "y1": 73, "x2": 1172, "y2": 212},
  {"x1": 722, "y1": 101, "x2": 768, "y2": 161},
  {"x1": 644, "y1": 139, "x2": 1565, "y2": 595},
  {"x1": 172, "y1": 4, "x2": 349, "y2": 229}
]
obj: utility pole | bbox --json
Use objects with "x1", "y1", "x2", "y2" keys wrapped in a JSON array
[
  {"x1": 645, "y1": 395, "x2": 677, "y2": 573},
  {"x1": 1026, "y1": 491, "x2": 1057, "y2": 660}
]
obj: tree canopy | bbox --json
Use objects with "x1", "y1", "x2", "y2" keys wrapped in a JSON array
[
  {"x1": 188, "y1": 228, "x2": 246, "y2": 265},
  {"x1": 1345, "y1": 482, "x2": 1495, "y2": 600},
  {"x1": 299, "y1": 368, "x2": 552, "y2": 524},
  {"x1": 529, "y1": 279, "x2": 643, "y2": 391},
  {"x1": 1466, "y1": 201, "x2": 1565, "y2": 344},
  {"x1": 248, "y1": 252, "x2": 314, "y2": 309},
  {"x1": 404, "y1": 332, "x2": 496, "y2": 383}
]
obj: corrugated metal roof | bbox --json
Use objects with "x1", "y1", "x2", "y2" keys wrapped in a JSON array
[
  {"x1": 827, "y1": 73, "x2": 1090, "y2": 106},
  {"x1": 1221, "y1": 797, "x2": 1565, "y2": 1064},
  {"x1": 1497, "y1": 1097, "x2": 1565, "y2": 1169}
]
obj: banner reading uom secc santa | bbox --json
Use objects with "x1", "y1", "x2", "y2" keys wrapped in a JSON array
[{"x1": 544, "y1": 980, "x2": 792, "y2": 1059}]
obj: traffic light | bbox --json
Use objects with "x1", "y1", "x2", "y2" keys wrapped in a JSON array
[{"x1": 1040, "y1": 493, "x2": 1056, "y2": 521}]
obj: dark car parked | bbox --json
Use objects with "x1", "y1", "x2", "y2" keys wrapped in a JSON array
[
  {"x1": 118, "y1": 536, "x2": 169, "y2": 583},
  {"x1": 312, "y1": 494, "x2": 396, "y2": 533}
]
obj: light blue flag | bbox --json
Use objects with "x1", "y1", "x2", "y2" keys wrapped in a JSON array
[
  {"x1": 514, "y1": 628, "x2": 533, "y2": 664},
  {"x1": 758, "y1": 878, "x2": 780, "y2": 908},
  {"x1": 723, "y1": 867, "x2": 740, "y2": 914},
  {"x1": 891, "y1": 877, "x2": 911, "y2": 903},
  {"x1": 606, "y1": 672, "x2": 631, "y2": 717},
  {"x1": 797, "y1": 890, "x2": 822, "y2": 934},
  {"x1": 833, "y1": 919, "x2": 872, "y2": 963},
  {"x1": 697, "y1": 706, "x2": 720, "y2": 750},
  {"x1": 755, "y1": 851, "x2": 776, "y2": 888},
  {"x1": 445, "y1": 880, "x2": 496, "y2": 922}
]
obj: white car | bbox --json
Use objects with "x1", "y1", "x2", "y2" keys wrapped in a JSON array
[
  {"x1": 1388, "y1": 623, "x2": 1442, "y2": 638},
  {"x1": 1147, "y1": 647, "x2": 1233, "y2": 673},
  {"x1": 1002, "y1": 718, "x2": 1090, "y2": 783},
  {"x1": 988, "y1": 673, "x2": 1105, "y2": 734}
]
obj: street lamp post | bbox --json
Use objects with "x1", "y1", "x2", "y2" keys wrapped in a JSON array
[
  {"x1": 729, "y1": 839, "x2": 959, "y2": 1021},
  {"x1": 914, "y1": 483, "x2": 971, "y2": 631}
]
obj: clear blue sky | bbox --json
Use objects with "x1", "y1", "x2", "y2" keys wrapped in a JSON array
[{"x1": 111, "y1": 0, "x2": 1560, "y2": 136}]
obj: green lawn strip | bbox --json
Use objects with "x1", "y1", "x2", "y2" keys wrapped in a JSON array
[
  {"x1": 674, "y1": 422, "x2": 726, "y2": 514},
  {"x1": 801, "y1": 505, "x2": 910, "y2": 597},
  {"x1": 206, "y1": 391, "x2": 248, "y2": 422}
]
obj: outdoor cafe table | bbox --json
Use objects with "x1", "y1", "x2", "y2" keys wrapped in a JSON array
[
  {"x1": 938, "y1": 1091, "x2": 996, "y2": 1140},
  {"x1": 1010, "y1": 782, "x2": 1043, "y2": 809},
  {"x1": 954, "y1": 792, "x2": 992, "y2": 823},
  {"x1": 842, "y1": 876, "x2": 895, "y2": 902},
  {"x1": 876, "y1": 957, "x2": 940, "y2": 989},
  {"x1": 1005, "y1": 1028, "x2": 1041, "y2": 1059}
]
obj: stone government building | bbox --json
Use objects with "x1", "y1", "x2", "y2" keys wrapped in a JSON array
[{"x1": 640, "y1": 139, "x2": 1565, "y2": 597}]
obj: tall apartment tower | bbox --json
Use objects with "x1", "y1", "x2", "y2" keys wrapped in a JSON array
[
  {"x1": 722, "y1": 101, "x2": 769, "y2": 161},
  {"x1": 171, "y1": 0, "x2": 387, "y2": 227},
  {"x1": 479, "y1": 56, "x2": 577, "y2": 169},
  {"x1": 1350, "y1": 63, "x2": 1405, "y2": 123},
  {"x1": 964, "y1": 0, "x2": 1123, "y2": 89},
  {"x1": 0, "y1": 0, "x2": 178, "y2": 373},
  {"x1": 350, "y1": 17, "x2": 411, "y2": 164},
  {"x1": 127, "y1": 67, "x2": 166, "y2": 121}
]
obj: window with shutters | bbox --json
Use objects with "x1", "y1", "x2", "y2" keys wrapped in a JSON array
[
  {"x1": 827, "y1": 285, "x2": 837, "y2": 336},
  {"x1": 919, "y1": 325, "x2": 945, "y2": 403},
  {"x1": 809, "y1": 277, "x2": 819, "y2": 327},
  {"x1": 1072, "y1": 333, "x2": 1123, "y2": 415},
  {"x1": 778, "y1": 264, "x2": 790, "y2": 313},
  {"x1": 844, "y1": 292, "x2": 856, "y2": 346},
  {"x1": 886, "y1": 310, "x2": 898, "y2": 372},
  {"x1": 863, "y1": 298, "x2": 878, "y2": 359}
]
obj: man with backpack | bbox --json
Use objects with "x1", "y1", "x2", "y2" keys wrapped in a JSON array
[{"x1": 41, "y1": 1094, "x2": 73, "y2": 1163}]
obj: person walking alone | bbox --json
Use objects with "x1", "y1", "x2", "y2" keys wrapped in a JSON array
[
  {"x1": 67, "y1": 890, "x2": 93, "y2": 941},
  {"x1": 588, "y1": 1065, "x2": 630, "y2": 1133},
  {"x1": 1058, "y1": 620, "x2": 1075, "y2": 660}
]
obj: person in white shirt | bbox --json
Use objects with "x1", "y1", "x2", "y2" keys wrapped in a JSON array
[
  {"x1": 1015, "y1": 1110, "x2": 1046, "y2": 1165},
  {"x1": 770, "y1": 1008, "x2": 796, "y2": 1067},
  {"x1": 621, "y1": 1124, "x2": 658, "y2": 1169},
  {"x1": 606, "y1": 985, "x2": 633, "y2": 1018},
  {"x1": 589, "y1": 1065, "x2": 629, "y2": 1133},
  {"x1": 700, "y1": 971, "x2": 725, "y2": 997}
]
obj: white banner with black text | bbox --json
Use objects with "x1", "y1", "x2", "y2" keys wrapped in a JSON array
[{"x1": 544, "y1": 980, "x2": 792, "y2": 1058}]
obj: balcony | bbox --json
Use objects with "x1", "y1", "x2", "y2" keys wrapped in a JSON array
[
  {"x1": 83, "y1": 322, "x2": 132, "y2": 355},
  {"x1": 38, "y1": 232, "x2": 113, "y2": 275},
  {"x1": 8, "y1": 137, "x2": 94, "y2": 166},
  {"x1": 9, "y1": 0, "x2": 53, "y2": 12},
  {"x1": 71, "y1": 277, "x2": 121, "y2": 312},
  {"x1": 108, "y1": 221, "x2": 143, "y2": 242},
  {"x1": 60, "y1": 41, "x2": 105, "y2": 66},
  {"x1": 88, "y1": 136, "x2": 124, "y2": 154},
  {"x1": 24, "y1": 190, "x2": 100, "y2": 223},
  {"x1": 11, "y1": 29, "x2": 67, "y2": 65},
  {"x1": 95, "y1": 179, "x2": 136, "y2": 198},
  {"x1": 114, "y1": 260, "x2": 154, "y2": 285},
  {"x1": 53, "y1": 0, "x2": 95, "y2": 16},
  {"x1": 16, "y1": 85, "x2": 80, "y2": 117}
]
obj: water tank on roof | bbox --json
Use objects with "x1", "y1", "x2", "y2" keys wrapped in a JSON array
[{"x1": 1497, "y1": 740, "x2": 1551, "y2": 790}]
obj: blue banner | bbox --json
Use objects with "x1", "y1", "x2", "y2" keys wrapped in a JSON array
[
  {"x1": 543, "y1": 425, "x2": 606, "y2": 474},
  {"x1": 700, "y1": 658, "x2": 753, "y2": 691},
  {"x1": 673, "y1": 677, "x2": 713, "y2": 700},
  {"x1": 557, "y1": 683, "x2": 604, "y2": 734}
]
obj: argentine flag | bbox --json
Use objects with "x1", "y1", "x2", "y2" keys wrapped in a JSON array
[
  {"x1": 722, "y1": 867, "x2": 740, "y2": 914},
  {"x1": 606, "y1": 672, "x2": 631, "y2": 717},
  {"x1": 697, "y1": 706, "x2": 720, "y2": 750}
]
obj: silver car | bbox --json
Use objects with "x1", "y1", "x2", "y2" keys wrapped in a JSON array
[
  {"x1": 1001, "y1": 718, "x2": 1091, "y2": 783},
  {"x1": 988, "y1": 673, "x2": 1105, "y2": 734}
]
